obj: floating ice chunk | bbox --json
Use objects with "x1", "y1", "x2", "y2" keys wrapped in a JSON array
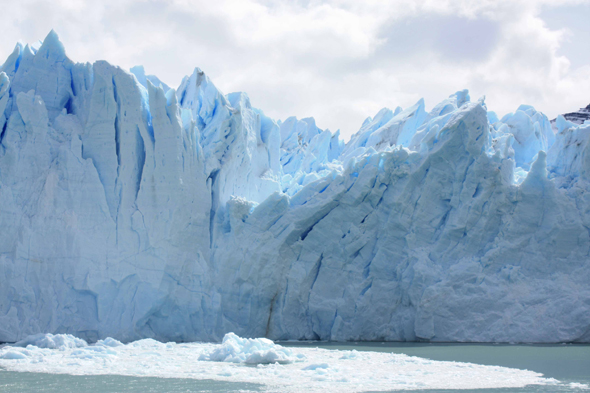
[
  {"x1": 0, "y1": 350, "x2": 29, "y2": 360},
  {"x1": 95, "y1": 337, "x2": 124, "y2": 347},
  {"x1": 14, "y1": 333, "x2": 88, "y2": 350},
  {"x1": 569, "y1": 382, "x2": 590, "y2": 390},
  {"x1": 199, "y1": 332, "x2": 296, "y2": 364},
  {"x1": 339, "y1": 349, "x2": 361, "y2": 360},
  {"x1": 302, "y1": 362, "x2": 329, "y2": 370},
  {"x1": 70, "y1": 346, "x2": 117, "y2": 359},
  {"x1": 129, "y1": 338, "x2": 166, "y2": 349}
]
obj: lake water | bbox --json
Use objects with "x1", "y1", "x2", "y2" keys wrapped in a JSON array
[{"x1": 0, "y1": 342, "x2": 588, "y2": 392}]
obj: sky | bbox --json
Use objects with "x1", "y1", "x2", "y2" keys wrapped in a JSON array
[{"x1": 0, "y1": 0, "x2": 589, "y2": 140}]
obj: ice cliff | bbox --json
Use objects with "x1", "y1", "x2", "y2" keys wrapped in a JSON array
[{"x1": 0, "y1": 32, "x2": 589, "y2": 343}]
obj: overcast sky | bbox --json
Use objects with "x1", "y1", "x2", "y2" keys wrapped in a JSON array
[{"x1": 1, "y1": 0, "x2": 589, "y2": 140}]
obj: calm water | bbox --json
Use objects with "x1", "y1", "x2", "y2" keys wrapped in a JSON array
[{"x1": 0, "y1": 342, "x2": 588, "y2": 392}]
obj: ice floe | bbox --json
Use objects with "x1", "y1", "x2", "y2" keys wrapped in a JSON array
[{"x1": 0, "y1": 333, "x2": 573, "y2": 392}]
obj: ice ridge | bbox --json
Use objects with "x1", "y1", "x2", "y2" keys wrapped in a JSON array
[{"x1": 0, "y1": 32, "x2": 589, "y2": 344}]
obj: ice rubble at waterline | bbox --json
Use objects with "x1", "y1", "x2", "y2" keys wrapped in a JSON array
[
  {"x1": 0, "y1": 332, "x2": 572, "y2": 392},
  {"x1": 0, "y1": 31, "x2": 589, "y2": 344}
]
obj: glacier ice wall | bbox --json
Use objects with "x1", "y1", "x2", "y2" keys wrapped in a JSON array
[{"x1": 0, "y1": 32, "x2": 589, "y2": 343}]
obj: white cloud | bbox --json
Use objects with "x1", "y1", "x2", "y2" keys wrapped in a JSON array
[{"x1": 0, "y1": 0, "x2": 589, "y2": 140}]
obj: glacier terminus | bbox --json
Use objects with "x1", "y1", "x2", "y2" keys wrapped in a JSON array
[{"x1": 0, "y1": 31, "x2": 589, "y2": 344}]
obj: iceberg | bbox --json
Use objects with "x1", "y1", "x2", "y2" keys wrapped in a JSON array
[
  {"x1": 198, "y1": 332, "x2": 298, "y2": 364},
  {"x1": 0, "y1": 31, "x2": 589, "y2": 344}
]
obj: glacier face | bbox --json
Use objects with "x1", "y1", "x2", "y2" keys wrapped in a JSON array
[{"x1": 0, "y1": 31, "x2": 589, "y2": 344}]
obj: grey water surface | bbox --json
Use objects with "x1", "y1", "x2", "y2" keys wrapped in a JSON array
[{"x1": 0, "y1": 372, "x2": 263, "y2": 392}]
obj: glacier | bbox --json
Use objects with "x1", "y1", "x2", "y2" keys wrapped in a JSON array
[{"x1": 0, "y1": 31, "x2": 589, "y2": 344}]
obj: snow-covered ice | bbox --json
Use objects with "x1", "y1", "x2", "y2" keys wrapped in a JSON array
[
  {"x1": 0, "y1": 333, "x2": 574, "y2": 392},
  {"x1": 0, "y1": 31, "x2": 589, "y2": 344}
]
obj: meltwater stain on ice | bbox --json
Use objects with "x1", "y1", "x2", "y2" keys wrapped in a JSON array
[{"x1": 1, "y1": 333, "x2": 586, "y2": 393}]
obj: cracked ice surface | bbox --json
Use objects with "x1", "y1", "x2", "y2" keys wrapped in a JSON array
[
  {"x1": 0, "y1": 333, "x2": 566, "y2": 392},
  {"x1": 0, "y1": 31, "x2": 589, "y2": 344}
]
